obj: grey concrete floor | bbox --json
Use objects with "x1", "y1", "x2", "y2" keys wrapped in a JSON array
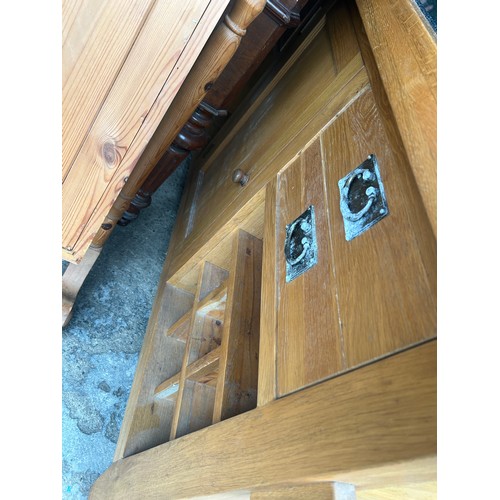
[{"x1": 62, "y1": 160, "x2": 189, "y2": 498}]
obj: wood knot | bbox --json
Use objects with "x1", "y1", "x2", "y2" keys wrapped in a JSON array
[{"x1": 102, "y1": 142, "x2": 116, "y2": 165}]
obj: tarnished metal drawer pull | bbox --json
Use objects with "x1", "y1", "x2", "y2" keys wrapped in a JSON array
[
  {"x1": 341, "y1": 172, "x2": 379, "y2": 222},
  {"x1": 284, "y1": 205, "x2": 318, "y2": 283},
  {"x1": 338, "y1": 154, "x2": 389, "y2": 241}
]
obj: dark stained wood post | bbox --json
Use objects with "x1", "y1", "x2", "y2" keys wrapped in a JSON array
[{"x1": 118, "y1": 0, "x2": 305, "y2": 226}]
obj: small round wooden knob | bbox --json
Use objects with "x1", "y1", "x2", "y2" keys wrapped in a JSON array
[{"x1": 232, "y1": 169, "x2": 249, "y2": 186}]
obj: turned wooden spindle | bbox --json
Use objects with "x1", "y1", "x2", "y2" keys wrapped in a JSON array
[
  {"x1": 91, "y1": 0, "x2": 267, "y2": 248},
  {"x1": 119, "y1": 0, "x2": 305, "y2": 227},
  {"x1": 118, "y1": 104, "x2": 223, "y2": 226}
]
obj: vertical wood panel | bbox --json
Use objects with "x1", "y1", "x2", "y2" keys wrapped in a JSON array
[
  {"x1": 321, "y1": 89, "x2": 436, "y2": 368},
  {"x1": 214, "y1": 230, "x2": 262, "y2": 422},
  {"x1": 170, "y1": 261, "x2": 227, "y2": 439},
  {"x1": 257, "y1": 180, "x2": 278, "y2": 406},
  {"x1": 276, "y1": 139, "x2": 345, "y2": 397}
]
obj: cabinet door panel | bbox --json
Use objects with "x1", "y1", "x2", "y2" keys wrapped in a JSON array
[
  {"x1": 276, "y1": 139, "x2": 345, "y2": 397},
  {"x1": 321, "y1": 89, "x2": 436, "y2": 368},
  {"x1": 273, "y1": 89, "x2": 436, "y2": 397}
]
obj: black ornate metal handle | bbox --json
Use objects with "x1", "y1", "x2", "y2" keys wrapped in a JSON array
[
  {"x1": 284, "y1": 218, "x2": 311, "y2": 266},
  {"x1": 340, "y1": 169, "x2": 379, "y2": 222}
]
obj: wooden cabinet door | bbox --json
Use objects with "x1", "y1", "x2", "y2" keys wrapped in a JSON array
[{"x1": 271, "y1": 87, "x2": 436, "y2": 397}]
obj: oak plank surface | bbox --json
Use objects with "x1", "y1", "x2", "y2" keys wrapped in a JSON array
[
  {"x1": 276, "y1": 140, "x2": 345, "y2": 396},
  {"x1": 154, "y1": 372, "x2": 181, "y2": 400},
  {"x1": 213, "y1": 230, "x2": 262, "y2": 422},
  {"x1": 186, "y1": 346, "x2": 221, "y2": 383},
  {"x1": 321, "y1": 89, "x2": 436, "y2": 368},
  {"x1": 326, "y1": 0, "x2": 359, "y2": 75},
  {"x1": 114, "y1": 283, "x2": 194, "y2": 460},
  {"x1": 167, "y1": 40, "x2": 369, "y2": 280},
  {"x1": 169, "y1": 188, "x2": 266, "y2": 293},
  {"x1": 251, "y1": 482, "x2": 356, "y2": 499},
  {"x1": 257, "y1": 179, "x2": 278, "y2": 406},
  {"x1": 92, "y1": 341, "x2": 436, "y2": 499},
  {"x1": 355, "y1": 0, "x2": 437, "y2": 234},
  {"x1": 170, "y1": 262, "x2": 227, "y2": 439},
  {"x1": 176, "y1": 380, "x2": 217, "y2": 438}
]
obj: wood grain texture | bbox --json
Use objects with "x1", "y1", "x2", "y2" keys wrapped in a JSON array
[
  {"x1": 321, "y1": 89, "x2": 436, "y2": 368},
  {"x1": 168, "y1": 27, "x2": 369, "y2": 281},
  {"x1": 88, "y1": 0, "x2": 267, "y2": 255},
  {"x1": 213, "y1": 230, "x2": 262, "y2": 422},
  {"x1": 186, "y1": 346, "x2": 221, "y2": 384},
  {"x1": 62, "y1": 0, "x2": 155, "y2": 179},
  {"x1": 355, "y1": 0, "x2": 437, "y2": 235},
  {"x1": 170, "y1": 262, "x2": 227, "y2": 439},
  {"x1": 91, "y1": 341, "x2": 436, "y2": 499},
  {"x1": 197, "y1": 281, "x2": 228, "y2": 317},
  {"x1": 169, "y1": 187, "x2": 266, "y2": 293},
  {"x1": 257, "y1": 179, "x2": 278, "y2": 406},
  {"x1": 251, "y1": 481, "x2": 356, "y2": 499},
  {"x1": 357, "y1": 481, "x2": 436, "y2": 500},
  {"x1": 276, "y1": 140, "x2": 345, "y2": 396},
  {"x1": 326, "y1": 0, "x2": 360, "y2": 75},
  {"x1": 154, "y1": 372, "x2": 181, "y2": 401},
  {"x1": 176, "y1": 380, "x2": 217, "y2": 438},
  {"x1": 114, "y1": 283, "x2": 194, "y2": 460},
  {"x1": 62, "y1": 0, "x2": 231, "y2": 262},
  {"x1": 191, "y1": 28, "x2": 342, "y2": 228}
]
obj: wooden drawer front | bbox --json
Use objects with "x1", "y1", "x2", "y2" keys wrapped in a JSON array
[{"x1": 274, "y1": 89, "x2": 436, "y2": 397}]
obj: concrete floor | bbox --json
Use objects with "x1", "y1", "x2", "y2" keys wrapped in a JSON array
[{"x1": 62, "y1": 160, "x2": 189, "y2": 498}]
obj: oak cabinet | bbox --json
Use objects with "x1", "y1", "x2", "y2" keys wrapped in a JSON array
[{"x1": 91, "y1": 0, "x2": 437, "y2": 497}]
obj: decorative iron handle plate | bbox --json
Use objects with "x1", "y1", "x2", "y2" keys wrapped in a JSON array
[{"x1": 337, "y1": 154, "x2": 389, "y2": 241}]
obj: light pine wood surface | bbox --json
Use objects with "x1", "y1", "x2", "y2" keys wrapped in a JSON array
[
  {"x1": 62, "y1": 0, "x2": 155, "y2": 180},
  {"x1": 62, "y1": 0, "x2": 231, "y2": 262}
]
